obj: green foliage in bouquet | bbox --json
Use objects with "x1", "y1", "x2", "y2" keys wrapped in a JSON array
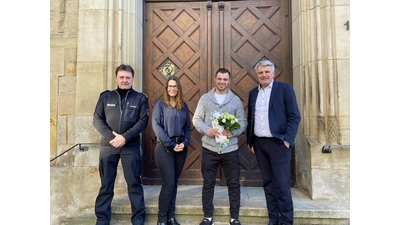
[{"x1": 211, "y1": 112, "x2": 241, "y2": 134}]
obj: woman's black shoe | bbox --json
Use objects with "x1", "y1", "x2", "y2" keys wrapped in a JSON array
[{"x1": 167, "y1": 218, "x2": 181, "y2": 225}]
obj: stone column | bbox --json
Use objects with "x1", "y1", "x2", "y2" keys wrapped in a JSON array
[
  {"x1": 74, "y1": 0, "x2": 144, "y2": 167},
  {"x1": 292, "y1": 0, "x2": 350, "y2": 207}
]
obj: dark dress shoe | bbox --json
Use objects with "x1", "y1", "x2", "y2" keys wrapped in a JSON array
[{"x1": 167, "y1": 218, "x2": 180, "y2": 225}]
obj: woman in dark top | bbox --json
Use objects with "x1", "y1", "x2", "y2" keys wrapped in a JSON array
[{"x1": 151, "y1": 76, "x2": 191, "y2": 225}]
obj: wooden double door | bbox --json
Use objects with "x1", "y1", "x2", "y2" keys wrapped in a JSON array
[{"x1": 142, "y1": 0, "x2": 293, "y2": 186}]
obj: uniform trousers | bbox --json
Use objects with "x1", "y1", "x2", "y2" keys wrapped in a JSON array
[
  {"x1": 95, "y1": 145, "x2": 145, "y2": 225},
  {"x1": 253, "y1": 136, "x2": 293, "y2": 225}
]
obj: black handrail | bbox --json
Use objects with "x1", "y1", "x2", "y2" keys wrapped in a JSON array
[
  {"x1": 50, "y1": 143, "x2": 90, "y2": 163},
  {"x1": 322, "y1": 144, "x2": 350, "y2": 153}
]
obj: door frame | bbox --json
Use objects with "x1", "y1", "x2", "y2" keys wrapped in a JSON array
[{"x1": 142, "y1": 0, "x2": 295, "y2": 187}]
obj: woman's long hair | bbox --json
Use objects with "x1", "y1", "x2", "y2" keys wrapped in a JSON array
[{"x1": 162, "y1": 75, "x2": 184, "y2": 110}]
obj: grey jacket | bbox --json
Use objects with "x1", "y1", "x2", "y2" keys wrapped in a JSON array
[{"x1": 192, "y1": 88, "x2": 247, "y2": 154}]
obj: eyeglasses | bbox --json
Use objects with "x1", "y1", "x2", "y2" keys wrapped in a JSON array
[{"x1": 168, "y1": 85, "x2": 178, "y2": 89}]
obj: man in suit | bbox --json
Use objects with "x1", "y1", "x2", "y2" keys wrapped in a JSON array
[{"x1": 246, "y1": 59, "x2": 301, "y2": 225}]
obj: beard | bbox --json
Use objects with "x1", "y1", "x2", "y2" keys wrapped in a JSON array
[
  {"x1": 216, "y1": 84, "x2": 227, "y2": 92},
  {"x1": 118, "y1": 84, "x2": 132, "y2": 90}
]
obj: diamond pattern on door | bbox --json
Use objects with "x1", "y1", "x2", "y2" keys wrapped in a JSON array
[
  {"x1": 143, "y1": 2, "x2": 208, "y2": 184},
  {"x1": 143, "y1": 0, "x2": 293, "y2": 186}
]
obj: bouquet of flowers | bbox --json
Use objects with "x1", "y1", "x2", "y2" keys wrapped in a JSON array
[{"x1": 210, "y1": 111, "x2": 241, "y2": 148}]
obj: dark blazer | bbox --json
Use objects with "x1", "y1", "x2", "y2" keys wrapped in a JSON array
[{"x1": 247, "y1": 80, "x2": 301, "y2": 148}]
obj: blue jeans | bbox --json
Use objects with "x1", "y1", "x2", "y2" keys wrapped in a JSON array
[{"x1": 201, "y1": 147, "x2": 240, "y2": 219}]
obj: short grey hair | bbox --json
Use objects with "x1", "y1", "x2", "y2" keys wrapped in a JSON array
[{"x1": 254, "y1": 59, "x2": 275, "y2": 73}]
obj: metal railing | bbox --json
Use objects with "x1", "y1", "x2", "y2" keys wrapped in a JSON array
[
  {"x1": 321, "y1": 144, "x2": 350, "y2": 153},
  {"x1": 50, "y1": 143, "x2": 90, "y2": 163}
]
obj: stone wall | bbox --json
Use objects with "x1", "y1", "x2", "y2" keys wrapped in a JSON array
[
  {"x1": 50, "y1": 0, "x2": 144, "y2": 164},
  {"x1": 50, "y1": 1, "x2": 144, "y2": 224},
  {"x1": 291, "y1": 0, "x2": 350, "y2": 207},
  {"x1": 50, "y1": 0, "x2": 79, "y2": 164}
]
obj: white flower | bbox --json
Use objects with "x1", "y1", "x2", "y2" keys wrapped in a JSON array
[{"x1": 210, "y1": 111, "x2": 241, "y2": 149}]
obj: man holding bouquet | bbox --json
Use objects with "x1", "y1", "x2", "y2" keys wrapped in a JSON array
[{"x1": 193, "y1": 68, "x2": 247, "y2": 225}]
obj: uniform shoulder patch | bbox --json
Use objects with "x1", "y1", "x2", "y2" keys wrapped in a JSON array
[{"x1": 100, "y1": 90, "x2": 111, "y2": 96}]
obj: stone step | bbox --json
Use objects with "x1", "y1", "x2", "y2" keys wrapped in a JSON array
[{"x1": 64, "y1": 185, "x2": 350, "y2": 225}]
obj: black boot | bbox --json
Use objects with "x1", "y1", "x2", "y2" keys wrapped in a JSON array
[{"x1": 167, "y1": 218, "x2": 180, "y2": 225}]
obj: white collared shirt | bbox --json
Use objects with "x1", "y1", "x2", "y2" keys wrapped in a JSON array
[{"x1": 254, "y1": 80, "x2": 274, "y2": 137}]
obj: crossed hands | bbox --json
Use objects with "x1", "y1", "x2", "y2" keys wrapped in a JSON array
[
  {"x1": 109, "y1": 131, "x2": 126, "y2": 148},
  {"x1": 173, "y1": 143, "x2": 185, "y2": 152}
]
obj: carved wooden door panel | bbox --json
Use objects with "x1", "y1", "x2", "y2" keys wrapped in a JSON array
[
  {"x1": 143, "y1": 1, "x2": 209, "y2": 185},
  {"x1": 220, "y1": 0, "x2": 292, "y2": 186},
  {"x1": 143, "y1": 0, "x2": 293, "y2": 186}
]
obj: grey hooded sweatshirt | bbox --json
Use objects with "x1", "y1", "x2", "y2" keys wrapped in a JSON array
[{"x1": 192, "y1": 87, "x2": 247, "y2": 154}]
